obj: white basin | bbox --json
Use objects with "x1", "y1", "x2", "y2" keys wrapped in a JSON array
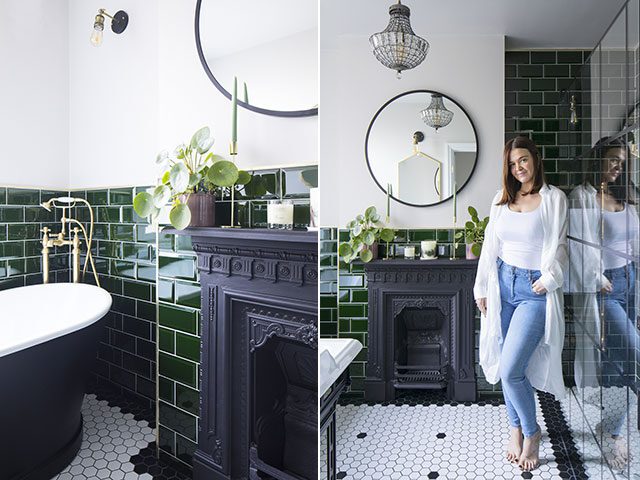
[{"x1": 319, "y1": 338, "x2": 363, "y2": 396}]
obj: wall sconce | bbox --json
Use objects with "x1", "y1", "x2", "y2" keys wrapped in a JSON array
[{"x1": 90, "y1": 9, "x2": 129, "y2": 47}]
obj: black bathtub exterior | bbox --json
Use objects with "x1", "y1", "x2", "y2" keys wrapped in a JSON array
[{"x1": 0, "y1": 319, "x2": 104, "y2": 480}]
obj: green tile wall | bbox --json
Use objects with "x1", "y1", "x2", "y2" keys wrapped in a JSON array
[
  {"x1": 320, "y1": 228, "x2": 338, "y2": 337},
  {"x1": 157, "y1": 164, "x2": 315, "y2": 470},
  {"x1": 327, "y1": 227, "x2": 491, "y2": 398},
  {"x1": 0, "y1": 187, "x2": 70, "y2": 290}
]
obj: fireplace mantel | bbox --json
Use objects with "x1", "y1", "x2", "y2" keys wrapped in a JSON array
[
  {"x1": 172, "y1": 228, "x2": 318, "y2": 480},
  {"x1": 364, "y1": 259, "x2": 478, "y2": 402}
]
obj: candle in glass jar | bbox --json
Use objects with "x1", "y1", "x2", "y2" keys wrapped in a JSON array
[
  {"x1": 404, "y1": 245, "x2": 416, "y2": 259},
  {"x1": 267, "y1": 200, "x2": 294, "y2": 230},
  {"x1": 420, "y1": 240, "x2": 437, "y2": 259}
]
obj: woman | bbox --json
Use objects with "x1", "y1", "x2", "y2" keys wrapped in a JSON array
[
  {"x1": 568, "y1": 136, "x2": 639, "y2": 470},
  {"x1": 474, "y1": 136, "x2": 568, "y2": 472}
]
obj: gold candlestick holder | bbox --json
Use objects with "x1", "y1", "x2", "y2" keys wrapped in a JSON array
[
  {"x1": 450, "y1": 217, "x2": 457, "y2": 260},
  {"x1": 221, "y1": 143, "x2": 241, "y2": 228}
]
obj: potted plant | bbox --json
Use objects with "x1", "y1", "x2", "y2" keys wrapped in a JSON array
[
  {"x1": 338, "y1": 206, "x2": 396, "y2": 263},
  {"x1": 132, "y1": 126, "x2": 250, "y2": 229},
  {"x1": 455, "y1": 206, "x2": 488, "y2": 259}
]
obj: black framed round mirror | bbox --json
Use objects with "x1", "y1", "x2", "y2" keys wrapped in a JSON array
[
  {"x1": 365, "y1": 90, "x2": 478, "y2": 207},
  {"x1": 194, "y1": 0, "x2": 318, "y2": 118}
]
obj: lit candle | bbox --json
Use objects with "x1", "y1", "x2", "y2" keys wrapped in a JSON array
[{"x1": 231, "y1": 76, "x2": 238, "y2": 144}]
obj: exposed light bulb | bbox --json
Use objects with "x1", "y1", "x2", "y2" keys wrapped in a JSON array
[{"x1": 90, "y1": 27, "x2": 103, "y2": 47}]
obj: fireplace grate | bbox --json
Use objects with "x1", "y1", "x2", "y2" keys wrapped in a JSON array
[{"x1": 393, "y1": 363, "x2": 448, "y2": 389}]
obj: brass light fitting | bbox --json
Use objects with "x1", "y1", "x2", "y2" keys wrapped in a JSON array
[
  {"x1": 90, "y1": 8, "x2": 129, "y2": 47},
  {"x1": 569, "y1": 95, "x2": 578, "y2": 125}
]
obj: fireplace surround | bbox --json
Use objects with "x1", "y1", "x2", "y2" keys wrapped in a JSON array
[
  {"x1": 174, "y1": 228, "x2": 318, "y2": 480},
  {"x1": 364, "y1": 259, "x2": 478, "y2": 402}
]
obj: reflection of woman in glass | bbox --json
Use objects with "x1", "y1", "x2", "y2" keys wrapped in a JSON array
[
  {"x1": 474, "y1": 136, "x2": 568, "y2": 472},
  {"x1": 568, "y1": 136, "x2": 639, "y2": 470}
]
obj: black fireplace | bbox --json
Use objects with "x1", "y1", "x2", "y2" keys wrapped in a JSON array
[
  {"x1": 364, "y1": 259, "x2": 478, "y2": 402},
  {"x1": 175, "y1": 228, "x2": 318, "y2": 480}
]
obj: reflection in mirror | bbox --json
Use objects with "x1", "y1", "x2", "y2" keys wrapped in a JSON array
[
  {"x1": 365, "y1": 91, "x2": 477, "y2": 207},
  {"x1": 567, "y1": 135, "x2": 640, "y2": 474},
  {"x1": 197, "y1": 0, "x2": 318, "y2": 116}
]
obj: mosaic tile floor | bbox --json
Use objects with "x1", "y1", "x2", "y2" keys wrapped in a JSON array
[
  {"x1": 322, "y1": 391, "x2": 587, "y2": 480},
  {"x1": 560, "y1": 386, "x2": 640, "y2": 479},
  {"x1": 50, "y1": 393, "x2": 190, "y2": 480}
]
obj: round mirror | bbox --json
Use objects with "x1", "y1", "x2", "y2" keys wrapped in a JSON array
[
  {"x1": 365, "y1": 90, "x2": 478, "y2": 207},
  {"x1": 195, "y1": 0, "x2": 318, "y2": 118}
]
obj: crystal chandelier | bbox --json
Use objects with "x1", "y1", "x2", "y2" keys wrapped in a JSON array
[
  {"x1": 420, "y1": 94, "x2": 453, "y2": 132},
  {"x1": 369, "y1": 1, "x2": 429, "y2": 79}
]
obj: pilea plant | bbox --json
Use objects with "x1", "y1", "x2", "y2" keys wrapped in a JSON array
[
  {"x1": 133, "y1": 126, "x2": 250, "y2": 229},
  {"x1": 338, "y1": 206, "x2": 396, "y2": 263},
  {"x1": 454, "y1": 205, "x2": 489, "y2": 257}
]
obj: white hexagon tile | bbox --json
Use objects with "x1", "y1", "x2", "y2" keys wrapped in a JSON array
[
  {"x1": 50, "y1": 394, "x2": 189, "y2": 480},
  {"x1": 323, "y1": 391, "x2": 590, "y2": 480}
]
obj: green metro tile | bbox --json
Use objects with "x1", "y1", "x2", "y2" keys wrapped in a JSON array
[
  {"x1": 320, "y1": 323, "x2": 337, "y2": 336},
  {"x1": 320, "y1": 295, "x2": 336, "y2": 308},
  {"x1": 159, "y1": 255, "x2": 196, "y2": 280},
  {"x1": 175, "y1": 384, "x2": 199, "y2": 416},
  {"x1": 85, "y1": 190, "x2": 109, "y2": 206},
  {"x1": 121, "y1": 206, "x2": 134, "y2": 223},
  {"x1": 0, "y1": 224, "x2": 5, "y2": 241},
  {"x1": 159, "y1": 376, "x2": 175, "y2": 403},
  {"x1": 0, "y1": 260, "x2": 6, "y2": 278},
  {"x1": 7, "y1": 258, "x2": 25, "y2": 276},
  {"x1": 136, "y1": 225, "x2": 155, "y2": 244},
  {"x1": 351, "y1": 289, "x2": 368, "y2": 303},
  {"x1": 159, "y1": 327, "x2": 175, "y2": 354},
  {"x1": 159, "y1": 425, "x2": 175, "y2": 455},
  {"x1": 351, "y1": 319, "x2": 368, "y2": 332},
  {"x1": 175, "y1": 281, "x2": 201, "y2": 308},
  {"x1": 175, "y1": 235, "x2": 193, "y2": 253},
  {"x1": 137, "y1": 300, "x2": 156, "y2": 322},
  {"x1": 123, "y1": 279, "x2": 152, "y2": 301},
  {"x1": 97, "y1": 206, "x2": 121, "y2": 223},
  {"x1": 158, "y1": 279, "x2": 174, "y2": 303},
  {"x1": 91, "y1": 224, "x2": 109, "y2": 240},
  {"x1": 111, "y1": 260, "x2": 136, "y2": 279},
  {"x1": 338, "y1": 289, "x2": 349, "y2": 302},
  {"x1": 24, "y1": 207, "x2": 55, "y2": 223},
  {"x1": 25, "y1": 257, "x2": 40, "y2": 274},
  {"x1": 0, "y1": 241, "x2": 25, "y2": 259},
  {"x1": 0, "y1": 207, "x2": 24, "y2": 223},
  {"x1": 408, "y1": 230, "x2": 436, "y2": 241},
  {"x1": 110, "y1": 225, "x2": 135, "y2": 241},
  {"x1": 338, "y1": 275, "x2": 363, "y2": 288},
  {"x1": 175, "y1": 434, "x2": 197, "y2": 466},
  {"x1": 0, "y1": 188, "x2": 5, "y2": 204},
  {"x1": 159, "y1": 304, "x2": 197, "y2": 334},
  {"x1": 97, "y1": 240, "x2": 121, "y2": 259},
  {"x1": 319, "y1": 308, "x2": 334, "y2": 322},
  {"x1": 6, "y1": 188, "x2": 40, "y2": 206},
  {"x1": 159, "y1": 354, "x2": 197, "y2": 388},
  {"x1": 137, "y1": 263, "x2": 156, "y2": 282},
  {"x1": 176, "y1": 333, "x2": 200, "y2": 363},
  {"x1": 109, "y1": 188, "x2": 133, "y2": 205},
  {"x1": 159, "y1": 401, "x2": 197, "y2": 440},
  {"x1": 8, "y1": 223, "x2": 39, "y2": 241},
  {"x1": 122, "y1": 242, "x2": 151, "y2": 261},
  {"x1": 338, "y1": 319, "x2": 350, "y2": 333}
]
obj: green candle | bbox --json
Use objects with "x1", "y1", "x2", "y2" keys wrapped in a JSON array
[
  {"x1": 243, "y1": 82, "x2": 249, "y2": 104},
  {"x1": 231, "y1": 76, "x2": 238, "y2": 143}
]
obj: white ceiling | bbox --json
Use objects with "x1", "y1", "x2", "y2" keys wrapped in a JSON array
[{"x1": 321, "y1": 0, "x2": 629, "y2": 49}]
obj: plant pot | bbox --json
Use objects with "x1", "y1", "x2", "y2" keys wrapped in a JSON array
[
  {"x1": 187, "y1": 193, "x2": 215, "y2": 227},
  {"x1": 466, "y1": 244, "x2": 479, "y2": 260},
  {"x1": 369, "y1": 242, "x2": 379, "y2": 261}
]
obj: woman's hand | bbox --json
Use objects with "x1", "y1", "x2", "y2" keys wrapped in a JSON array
[
  {"x1": 532, "y1": 279, "x2": 547, "y2": 295},
  {"x1": 601, "y1": 276, "x2": 613, "y2": 293},
  {"x1": 476, "y1": 297, "x2": 487, "y2": 316}
]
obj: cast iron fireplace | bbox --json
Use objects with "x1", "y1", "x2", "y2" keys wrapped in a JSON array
[
  {"x1": 177, "y1": 228, "x2": 317, "y2": 480},
  {"x1": 364, "y1": 259, "x2": 478, "y2": 402}
]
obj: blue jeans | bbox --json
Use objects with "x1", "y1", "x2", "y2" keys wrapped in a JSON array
[
  {"x1": 497, "y1": 258, "x2": 546, "y2": 437},
  {"x1": 599, "y1": 263, "x2": 639, "y2": 436}
]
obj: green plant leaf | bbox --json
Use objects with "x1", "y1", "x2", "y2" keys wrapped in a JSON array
[
  {"x1": 152, "y1": 185, "x2": 171, "y2": 208},
  {"x1": 359, "y1": 248, "x2": 373, "y2": 263},
  {"x1": 169, "y1": 203, "x2": 191, "y2": 230},
  {"x1": 352, "y1": 224, "x2": 362, "y2": 237},
  {"x1": 161, "y1": 171, "x2": 170, "y2": 184},
  {"x1": 207, "y1": 160, "x2": 239, "y2": 187},
  {"x1": 364, "y1": 206, "x2": 377, "y2": 219},
  {"x1": 471, "y1": 243, "x2": 482, "y2": 257},
  {"x1": 244, "y1": 175, "x2": 267, "y2": 196},
  {"x1": 338, "y1": 243, "x2": 352, "y2": 258},
  {"x1": 133, "y1": 192, "x2": 154, "y2": 217},
  {"x1": 170, "y1": 163, "x2": 190, "y2": 192},
  {"x1": 155, "y1": 150, "x2": 169, "y2": 166},
  {"x1": 188, "y1": 173, "x2": 202, "y2": 188},
  {"x1": 379, "y1": 228, "x2": 395, "y2": 243},
  {"x1": 363, "y1": 231, "x2": 375, "y2": 245},
  {"x1": 262, "y1": 173, "x2": 277, "y2": 194},
  {"x1": 236, "y1": 170, "x2": 252, "y2": 185},
  {"x1": 468, "y1": 206, "x2": 478, "y2": 218},
  {"x1": 465, "y1": 220, "x2": 474, "y2": 230},
  {"x1": 190, "y1": 126, "x2": 214, "y2": 154}
]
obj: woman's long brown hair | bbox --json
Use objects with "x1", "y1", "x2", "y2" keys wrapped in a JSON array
[{"x1": 496, "y1": 136, "x2": 546, "y2": 205}]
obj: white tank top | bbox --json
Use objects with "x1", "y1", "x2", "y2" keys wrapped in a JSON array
[
  {"x1": 495, "y1": 204, "x2": 544, "y2": 270},
  {"x1": 602, "y1": 204, "x2": 639, "y2": 269}
]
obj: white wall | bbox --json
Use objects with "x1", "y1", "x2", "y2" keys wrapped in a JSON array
[
  {"x1": 320, "y1": 34, "x2": 505, "y2": 228},
  {"x1": 0, "y1": 0, "x2": 69, "y2": 188}
]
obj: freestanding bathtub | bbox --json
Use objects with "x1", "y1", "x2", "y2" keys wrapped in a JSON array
[{"x1": 0, "y1": 283, "x2": 112, "y2": 480}]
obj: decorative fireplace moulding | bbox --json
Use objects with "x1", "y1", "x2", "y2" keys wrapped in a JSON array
[
  {"x1": 171, "y1": 228, "x2": 318, "y2": 480},
  {"x1": 364, "y1": 259, "x2": 478, "y2": 402}
]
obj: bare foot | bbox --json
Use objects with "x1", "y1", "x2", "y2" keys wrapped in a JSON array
[
  {"x1": 506, "y1": 427, "x2": 523, "y2": 463},
  {"x1": 518, "y1": 427, "x2": 541, "y2": 471},
  {"x1": 604, "y1": 434, "x2": 631, "y2": 471}
]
